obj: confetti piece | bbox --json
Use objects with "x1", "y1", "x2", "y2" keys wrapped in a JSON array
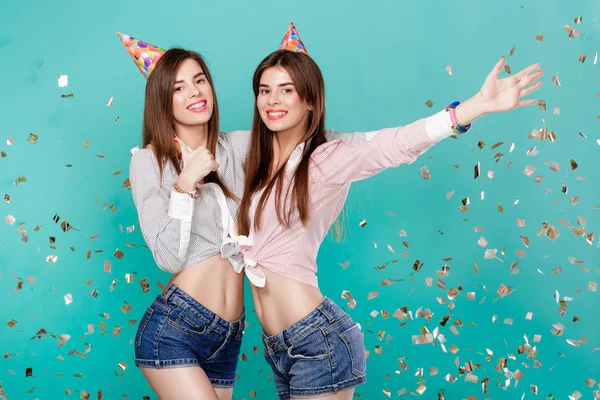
[
  {"x1": 107, "y1": 97, "x2": 114, "y2": 107},
  {"x1": 64, "y1": 293, "x2": 73, "y2": 305},
  {"x1": 61, "y1": 93, "x2": 74, "y2": 98},
  {"x1": 425, "y1": 100, "x2": 433, "y2": 108},
  {"x1": 114, "y1": 249, "x2": 124, "y2": 260},
  {"x1": 552, "y1": 74, "x2": 561, "y2": 87},
  {"x1": 484, "y1": 249, "x2": 497, "y2": 259},
  {"x1": 538, "y1": 100, "x2": 546, "y2": 111},
  {"x1": 578, "y1": 54, "x2": 586, "y2": 63},
  {"x1": 28, "y1": 133, "x2": 38, "y2": 144},
  {"x1": 359, "y1": 219, "x2": 367, "y2": 228},
  {"x1": 570, "y1": 159, "x2": 578, "y2": 170},
  {"x1": 446, "y1": 65, "x2": 453, "y2": 75},
  {"x1": 535, "y1": 35, "x2": 544, "y2": 41},
  {"x1": 368, "y1": 292, "x2": 379, "y2": 300},
  {"x1": 524, "y1": 165, "x2": 536, "y2": 177},
  {"x1": 341, "y1": 290, "x2": 356, "y2": 309},
  {"x1": 5, "y1": 214, "x2": 15, "y2": 226},
  {"x1": 58, "y1": 75, "x2": 68, "y2": 87},
  {"x1": 420, "y1": 166, "x2": 431, "y2": 180}
]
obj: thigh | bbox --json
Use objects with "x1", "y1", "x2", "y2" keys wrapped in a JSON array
[
  {"x1": 140, "y1": 366, "x2": 219, "y2": 400},
  {"x1": 214, "y1": 387, "x2": 233, "y2": 400},
  {"x1": 291, "y1": 388, "x2": 355, "y2": 400}
]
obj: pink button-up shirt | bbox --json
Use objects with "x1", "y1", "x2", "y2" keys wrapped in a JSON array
[{"x1": 239, "y1": 109, "x2": 455, "y2": 288}]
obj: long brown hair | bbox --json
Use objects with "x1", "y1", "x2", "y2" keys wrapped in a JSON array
[
  {"x1": 142, "y1": 48, "x2": 232, "y2": 198},
  {"x1": 237, "y1": 50, "x2": 327, "y2": 236}
]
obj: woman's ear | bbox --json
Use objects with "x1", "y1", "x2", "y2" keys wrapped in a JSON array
[{"x1": 307, "y1": 103, "x2": 313, "y2": 111}]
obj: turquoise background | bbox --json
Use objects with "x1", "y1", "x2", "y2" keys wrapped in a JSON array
[{"x1": 1, "y1": 0, "x2": 599, "y2": 398}]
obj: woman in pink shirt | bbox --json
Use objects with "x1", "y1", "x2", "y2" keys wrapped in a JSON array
[{"x1": 236, "y1": 50, "x2": 543, "y2": 399}]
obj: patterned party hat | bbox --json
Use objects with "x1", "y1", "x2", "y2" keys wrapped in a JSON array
[
  {"x1": 116, "y1": 31, "x2": 165, "y2": 79},
  {"x1": 278, "y1": 22, "x2": 307, "y2": 54}
]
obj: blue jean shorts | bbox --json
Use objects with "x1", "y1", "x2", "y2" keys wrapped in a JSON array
[
  {"x1": 134, "y1": 283, "x2": 245, "y2": 388},
  {"x1": 262, "y1": 297, "x2": 367, "y2": 399}
]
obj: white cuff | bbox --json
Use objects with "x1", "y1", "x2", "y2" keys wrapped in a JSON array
[
  {"x1": 425, "y1": 109, "x2": 454, "y2": 142},
  {"x1": 168, "y1": 191, "x2": 194, "y2": 221},
  {"x1": 168, "y1": 191, "x2": 194, "y2": 259}
]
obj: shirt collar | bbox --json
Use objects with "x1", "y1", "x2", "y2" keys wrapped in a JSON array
[{"x1": 286, "y1": 140, "x2": 307, "y2": 171}]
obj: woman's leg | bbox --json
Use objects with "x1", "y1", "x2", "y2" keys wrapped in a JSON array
[
  {"x1": 213, "y1": 387, "x2": 233, "y2": 400},
  {"x1": 140, "y1": 366, "x2": 219, "y2": 400},
  {"x1": 291, "y1": 389, "x2": 356, "y2": 400}
]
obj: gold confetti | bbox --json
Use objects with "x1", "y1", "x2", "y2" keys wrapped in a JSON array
[
  {"x1": 552, "y1": 74, "x2": 561, "y2": 87},
  {"x1": 14, "y1": 175, "x2": 27, "y2": 185},
  {"x1": 538, "y1": 100, "x2": 546, "y2": 111},
  {"x1": 578, "y1": 54, "x2": 587, "y2": 63},
  {"x1": 570, "y1": 159, "x2": 578, "y2": 170},
  {"x1": 535, "y1": 35, "x2": 544, "y2": 41},
  {"x1": 120, "y1": 302, "x2": 132, "y2": 314},
  {"x1": 425, "y1": 100, "x2": 433, "y2": 108},
  {"x1": 114, "y1": 249, "x2": 124, "y2": 260},
  {"x1": 341, "y1": 290, "x2": 356, "y2": 309},
  {"x1": 28, "y1": 133, "x2": 38, "y2": 144},
  {"x1": 420, "y1": 165, "x2": 431, "y2": 180},
  {"x1": 61, "y1": 93, "x2": 74, "y2": 98}
]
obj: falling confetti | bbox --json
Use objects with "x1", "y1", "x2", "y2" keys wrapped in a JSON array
[{"x1": 58, "y1": 75, "x2": 68, "y2": 87}]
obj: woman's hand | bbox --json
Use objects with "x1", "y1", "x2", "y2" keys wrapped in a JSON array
[
  {"x1": 455, "y1": 57, "x2": 544, "y2": 126},
  {"x1": 175, "y1": 138, "x2": 219, "y2": 192}
]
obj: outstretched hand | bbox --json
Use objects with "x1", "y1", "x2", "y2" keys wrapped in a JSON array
[{"x1": 478, "y1": 57, "x2": 544, "y2": 113}]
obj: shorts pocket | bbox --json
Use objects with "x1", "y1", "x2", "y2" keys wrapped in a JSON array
[
  {"x1": 134, "y1": 307, "x2": 154, "y2": 349},
  {"x1": 166, "y1": 307, "x2": 208, "y2": 337},
  {"x1": 287, "y1": 329, "x2": 330, "y2": 360},
  {"x1": 339, "y1": 323, "x2": 366, "y2": 377}
]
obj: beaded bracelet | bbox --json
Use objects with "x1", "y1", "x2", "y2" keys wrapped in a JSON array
[
  {"x1": 446, "y1": 101, "x2": 472, "y2": 134},
  {"x1": 173, "y1": 183, "x2": 200, "y2": 199}
]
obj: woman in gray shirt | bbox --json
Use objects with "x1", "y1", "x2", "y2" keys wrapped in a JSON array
[{"x1": 130, "y1": 48, "x2": 249, "y2": 400}]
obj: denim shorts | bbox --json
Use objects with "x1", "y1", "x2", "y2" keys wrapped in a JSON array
[
  {"x1": 134, "y1": 283, "x2": 245, "y2": 388},
  {"x1": 262, "y1": 297, "x2": 367, "y2": 399}
]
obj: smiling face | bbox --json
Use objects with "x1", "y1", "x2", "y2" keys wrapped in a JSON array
[
  {"x1": 256, "y1": 66, "x2": 312, "y2": 138},
  {"x1": 171, "y1": 58, "x2": 214, "y2": 130}
]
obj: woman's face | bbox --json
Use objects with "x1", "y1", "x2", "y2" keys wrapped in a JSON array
[
  {"x1": 172, "y1": 58, "x2": 214, "y2": 129},
  {"x1": 256, "y1": 66, "x2": 311, "y2": 137}
]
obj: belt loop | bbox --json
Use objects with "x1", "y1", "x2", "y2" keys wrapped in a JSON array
[
  {"x1": 206, "y1": 314, "x2": 220, "y2": 334},
  {"x1": 161, "y1": 281, "x2": 177, "y2": 301},
  {"x1": 317, "y1": 298, "x2": 335, "y2": 323}
]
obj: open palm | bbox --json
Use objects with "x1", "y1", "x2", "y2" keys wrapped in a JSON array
[{"x1": 479, "y1": 57, "x2": 543, "y2": 113}]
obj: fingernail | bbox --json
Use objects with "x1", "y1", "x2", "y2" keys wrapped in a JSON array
[{"x1": 172, "y1": 138, "x2": 179, "y2": 143}]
